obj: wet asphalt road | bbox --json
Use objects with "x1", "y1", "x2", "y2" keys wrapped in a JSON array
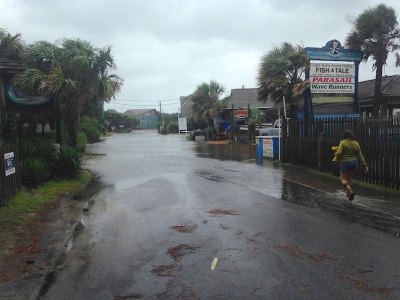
[{"x1": 42, "y1": 131, "x2": 400, "y2": 299}]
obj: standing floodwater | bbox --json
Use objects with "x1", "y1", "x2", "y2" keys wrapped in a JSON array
[{"x1": 41, "y1": 131, "x2": 400, "y2": 299}]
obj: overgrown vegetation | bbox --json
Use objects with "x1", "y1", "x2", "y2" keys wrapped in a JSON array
[
  {"x1": 17, "y1": 138, "x2": 82, "y2": 187},
  {"x1": 80, "y1": 116, "x2": 103, "y2": 143}
]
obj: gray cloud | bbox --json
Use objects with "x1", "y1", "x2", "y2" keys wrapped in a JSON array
[{"x1": 1, "y1": 0, "x2": 399, "y2": 113}]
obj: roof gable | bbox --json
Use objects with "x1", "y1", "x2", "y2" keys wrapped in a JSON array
[
  {"x1": 359, "y1": 75, "x2": 400, "y2": 100},
  {"x1": 124, "y1": 108, "x2": 156, "y2": 117},
  {"x1": 228, "y1": 88, "x2": 274, "y2": 107}
]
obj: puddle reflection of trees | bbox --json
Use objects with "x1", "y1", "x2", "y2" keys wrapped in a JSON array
[{"x1": 195, "y1": 144, "x2": 256, "y2": 162}]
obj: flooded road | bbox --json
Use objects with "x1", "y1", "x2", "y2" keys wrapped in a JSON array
[{"x1": 41, "y1": 131, "x2": 400, "y2": 299}]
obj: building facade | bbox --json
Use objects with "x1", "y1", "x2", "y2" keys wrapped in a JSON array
[{"x1": 124, "y1": 109, "x2": 158, "y2": 129}]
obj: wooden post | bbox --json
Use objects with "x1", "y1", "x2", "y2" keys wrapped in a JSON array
[
  {"x1": 318, "y1": 131, "x2": 326, "y2": 171},
  {"x1": 230, "y1": 104, "x2": 234, "y2": 143},
  {"x1": 247, "y1": 104, "x2": 251, "y2": 141},
  {"x1": 0, "y1": 78, "x2": 5, "y2": 141},
  {"x1": 54, "y1": 97, "x2": 62, "y2": 144}
]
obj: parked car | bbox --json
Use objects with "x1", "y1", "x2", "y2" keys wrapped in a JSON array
[{"x1": 258, "y1": 119, "x2": 281, "y2": 136}]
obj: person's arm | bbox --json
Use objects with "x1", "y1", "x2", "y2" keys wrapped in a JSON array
[
  {"x1": 334, "y1": 141, "x2": 344, "y2": 159},
  {"x1": 356, "y1": 142, "x2": 368, "y2": 174}
]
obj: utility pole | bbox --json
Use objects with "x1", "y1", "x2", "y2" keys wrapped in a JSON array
[{"x1": 159, "y1": 101, "x2": 164, "y2": 134}]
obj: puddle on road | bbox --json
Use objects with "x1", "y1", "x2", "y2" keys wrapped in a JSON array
[
  {"x1": 194, "y1": 143, "x2": 256, "y2": 162},
  {"x1": 193, "y1": 149, "x2": 400, "y2": 237}
]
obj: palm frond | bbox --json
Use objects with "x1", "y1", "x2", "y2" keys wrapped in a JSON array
[{"x1": 14, "y1": 69, "x2": 47, "y2": 92}]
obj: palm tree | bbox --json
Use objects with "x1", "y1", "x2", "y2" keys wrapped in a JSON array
[
  {"x1": 0, "y1": 28, "x2": 24, "y2": 60},
  {"x1": 257, "y1": 43, "x2": 307, "y2": 118},
  {"x1": 346, "y1": 4, "x2": 400, "y2": 116},
  {"x1": 191, "y1": 80, "x2": 225, "y2": 128},
  {"x1": 15, "y1": 39, "x2": 123, "y2": 147}
]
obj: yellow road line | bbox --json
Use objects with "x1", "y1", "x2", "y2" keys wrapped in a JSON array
[{"x1": 211, "y1": 257, "x2": 218, "y2": 270}]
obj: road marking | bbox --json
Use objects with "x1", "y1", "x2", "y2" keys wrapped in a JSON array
[{"x1": 211, "y1": 258, "x2": 218, "y2": 270}]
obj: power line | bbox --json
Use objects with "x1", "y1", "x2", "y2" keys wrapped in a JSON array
[
  {"x1": 114, "y1": 98, "x2": 181, "y2": 102},
  {"x1": 105, "y1": 102, "x2": 180, "y2": 107},
  {"x1": 105, "y1": 103, "x2": 159, "y2": 107}
]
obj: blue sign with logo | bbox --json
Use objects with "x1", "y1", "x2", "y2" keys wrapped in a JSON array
[
  {"x1": 303, "y1": 40, "x2": 363, "y2": 119},
  {"x1": 306, "y1": 40, "x2": 362, "y2": 62}
]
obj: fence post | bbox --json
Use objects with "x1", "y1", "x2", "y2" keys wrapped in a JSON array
[
  {"x1": 281, "y1": 118, "x2": 287, "y2": 162},
  {"x1": 318, "y1": 131, "x2": 326, "y2": 171}
]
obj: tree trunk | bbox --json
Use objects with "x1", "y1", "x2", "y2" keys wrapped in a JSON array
[
  {"x1": 65, "y1": 96, "x2": 84, "y2": 148},
  {"x1": 373, "y1": 62, "x2": 383, "y2": 117}
]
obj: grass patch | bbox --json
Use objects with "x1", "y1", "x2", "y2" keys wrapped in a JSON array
[{"x1": 0, "y1": 170, "x2": 91, "y2": 257}]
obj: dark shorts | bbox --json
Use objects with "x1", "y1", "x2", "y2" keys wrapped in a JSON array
[{"x1": 340, "y1": 160, "x2": 358, "y2": 173}]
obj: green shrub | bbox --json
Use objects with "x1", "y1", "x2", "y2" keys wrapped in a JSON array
[
  {"x1": 77, "y1": 132, "x2": 88, "y2": 153},
  {"x1": 51, "y1": 146, "x2": 82, "y2": 179},
  {"x1": 17, "y1": 138, "x2": 56, "y2": 163},
  {"x1": 80, "y1": 116, "x2": 101, "y2": 143},
  {"x1": 167, "y1": 122, "x2": 179, "y2": 133},
  {"x1": 186, "y1": 132, "x2": 195, "y2": 141},
  {"x1": 17, "y1": 139, "x2": 37, "y2": 161},
  {"x1": 20, "y1": 158, "x2": 50, "y2": 187},
  {"x1": 34, "y1": 139, "x2": 57, "y2": 165}
]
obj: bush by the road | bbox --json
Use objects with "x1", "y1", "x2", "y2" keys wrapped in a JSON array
[{"x1": 18, "y1": 139, "x2": 83, "y2": 187}]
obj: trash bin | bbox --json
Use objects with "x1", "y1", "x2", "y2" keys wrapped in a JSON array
[{"x1": 271, "y1": 136, "x2": 280, "y2": 159}]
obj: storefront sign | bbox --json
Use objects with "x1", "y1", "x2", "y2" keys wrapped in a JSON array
[
  {"x1": 304, "y1": 40, "x2": 362, "y2": 117},
  {"x1": 310, "y1": 62, "x2": 355, "y2": 94},
  {"x1": 234, "y1": 109, "x2": 248, "y2": 118}
]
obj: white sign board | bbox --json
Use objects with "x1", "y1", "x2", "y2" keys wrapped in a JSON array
[
  {"x1": 310, "y1": 62, "x2": 355, "y2": 94},
  {"x1": 178, "y1": 117, "x2": 188, "y2": 133},
  {"x1": 263, "y1": 139, "x2": 273, "y2": 158},
  {"x1": 4, "y1": 152, "x2": 15, "y2": 176}
]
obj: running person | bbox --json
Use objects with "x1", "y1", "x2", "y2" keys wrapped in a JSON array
[{"x1": 334, "y1": 130, "x2": 368, "y2": 201}]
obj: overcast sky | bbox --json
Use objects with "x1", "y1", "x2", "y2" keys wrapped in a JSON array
[{"x1": 1, "y1": 0, "x2": 400, "y2": 113}]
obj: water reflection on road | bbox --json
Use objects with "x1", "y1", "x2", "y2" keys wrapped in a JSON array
[{"x1": 193, "y1": 140, "x2": 400, "y2": 237}]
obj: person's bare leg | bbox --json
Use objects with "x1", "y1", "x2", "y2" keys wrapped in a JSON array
[
  {"x1": 347, "y1": 170, "x2": 355, "y2": 201},
  {"x1": 340, "y1": 172, "x2": 352, "y2": 199},
  {"x1": 340, "y1": 172, "x2": 349, "y2": 186}
]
